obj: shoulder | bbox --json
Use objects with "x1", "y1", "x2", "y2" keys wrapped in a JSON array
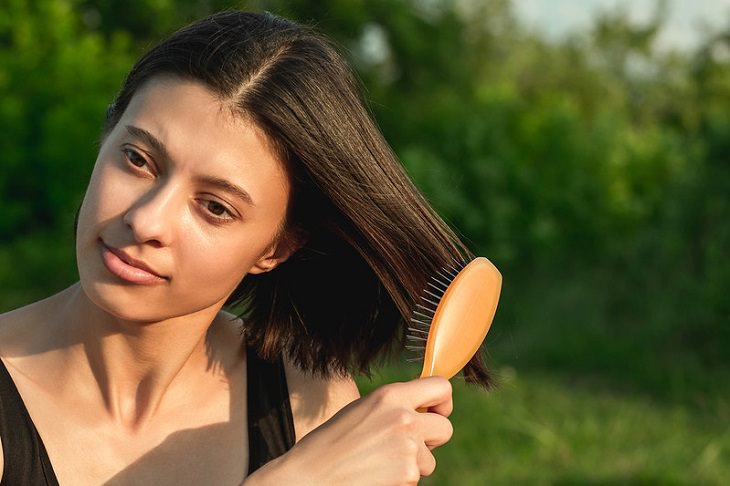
[
  {"x1": 216, "y1": 311, "x2": 360, "y2": 441},
  {"x1": 0, "y1": 297, "x2": 56, "y2": 483},
  {"x1": 283, "y1": 359, "x2": 360, "y2": 442},
  {"x1": 0, "y1": 308, "x2": 18, "y2": 482},
  {"x1": 0, "y1": 302, "x2": 28, "y2": 348},
  {"x1": 0, "y1": 298, "x2": 41, "y2": 367},
  {"x1": 0, "y1": 287, "x2": 72, "y2": 356}
]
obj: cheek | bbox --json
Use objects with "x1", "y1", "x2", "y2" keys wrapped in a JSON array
[
  {"x1": 171, "y1": 225, "x2": 275, "y2": 299},
  {"x1": 79, "y1": 128, "x2": 140, "y2": 224},
  {"x1": 76, "y1": 158, "x2": 147, "y2": 291},
  {"x1": 76, "y1": 162, "x2": 108, "y2": 244}
]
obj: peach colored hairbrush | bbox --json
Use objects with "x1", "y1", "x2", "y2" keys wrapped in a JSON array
[{"x1": 407, "y1": 257, "x2": 502, "y2": 380}]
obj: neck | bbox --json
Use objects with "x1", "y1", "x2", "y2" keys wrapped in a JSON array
[{"x1": 58, "y1": 283, "x2": 225, "y2": 430}]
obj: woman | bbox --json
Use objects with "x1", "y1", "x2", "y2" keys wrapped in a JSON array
[{"x1": 0, "y1": 11, "x2": 489, "y2": 485}]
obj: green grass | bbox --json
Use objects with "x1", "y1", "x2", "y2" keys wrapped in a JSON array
[{"x1": 357, "y1": 366, "x2": 730, "y2": 485}]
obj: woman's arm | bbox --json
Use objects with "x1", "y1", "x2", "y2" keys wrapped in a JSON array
[{"x1": 244, "y1": 377, "x2": 453, "y2": 486}]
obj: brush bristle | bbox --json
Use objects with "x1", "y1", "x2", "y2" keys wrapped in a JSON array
[{"x1": 405, "y1": 258, "x2": 468, "y2": 362}]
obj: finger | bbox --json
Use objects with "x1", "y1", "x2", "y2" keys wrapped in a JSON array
[
  {"x1": 422, "y1": 392, "x2": 453, "y2": 418},
  {"x1": 418, "y1": 412, "x2": 453, "y2": 449},
  {"x1": 417, "y1": 441, "x2": 437, "y2": 477},
  {"x1": 397, "y1": 376, "x2": 453, "y2": 412}
]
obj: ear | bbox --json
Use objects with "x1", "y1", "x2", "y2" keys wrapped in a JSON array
[{"x1": 248, "y1": 228, "x2": 307, "y2": 275}]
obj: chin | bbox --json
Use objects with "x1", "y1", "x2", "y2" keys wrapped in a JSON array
[
  {"x1": 80, "y1": 280, "x2": 166, "y2": 323},
  {"x1": 79, "y1": 277, "x2": 229, "y2": 324}
]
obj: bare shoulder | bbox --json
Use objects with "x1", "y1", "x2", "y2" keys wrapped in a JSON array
[
  {"x1": 0, "y1": 306, "x2": 21, "y2": 481},
  {"x1": 0, "y1": 297, "x2": 57, "y2": 482},
  {"x1": 284, "y1": 359, "x2": 360, "y2": 442},
  {"x1": 216, "y1": 311, "x2": 360, "y2": 440},
  {"x1": 0, "y1": 300, "x2": 29, "y2": 343},
  {"x1": 0, "y1": 285, "x2": 75, "y2": 354},
  {"x1": 0, "y1": 298, "x2": 43, "y2": 364}
]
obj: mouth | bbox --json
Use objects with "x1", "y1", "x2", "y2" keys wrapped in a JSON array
[{"x1": 99, "y1": 240, "x2": 168, "y2": 284}]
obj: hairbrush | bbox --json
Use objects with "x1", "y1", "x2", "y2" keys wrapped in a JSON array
[{"x1": 406, "y1": 257, "x2": 502, "y2": 380}]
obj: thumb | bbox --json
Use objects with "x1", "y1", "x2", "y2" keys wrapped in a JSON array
[{"x1": 403, "y1": 376, "x2": 453, "y2": 416}]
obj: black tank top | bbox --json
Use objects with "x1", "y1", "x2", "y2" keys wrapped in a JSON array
[{"x1": 0, "y1": 347, "x2": 295, "y2": 485}]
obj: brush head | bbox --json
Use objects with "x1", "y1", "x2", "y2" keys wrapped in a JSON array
[{"x1": 407, "y1": 257, "x2": 502, "y2": 379}]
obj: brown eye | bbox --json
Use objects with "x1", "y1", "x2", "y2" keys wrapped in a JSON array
[
  {"x1": 196, "y1": 197, "x2": 236, "y2": 225},
  {"x1": 207, "y1": 201, "x2": 228, "y2": 216},
  {"x1": 123, "y1": 149, "x2": 148, "y2": 168}
]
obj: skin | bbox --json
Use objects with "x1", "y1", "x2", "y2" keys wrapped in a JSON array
[
  {"x1": 245, "y1": 377, "x2": 454, "y2": 486},
  {"x1": 0, "y1": 77, "x2": 453, "y2": 485}
]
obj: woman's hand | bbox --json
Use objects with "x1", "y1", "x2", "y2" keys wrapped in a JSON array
[{"x1": 245, "y1": 376, "x2": 453, "y2": 486}]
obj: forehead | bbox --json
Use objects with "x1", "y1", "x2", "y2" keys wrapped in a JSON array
[
  {"x1": 122, "y1": 76, "x2": 254, "y2": 147},
  {"x1": 115, "y1": 76, "x2": 290, "y2": 208}
]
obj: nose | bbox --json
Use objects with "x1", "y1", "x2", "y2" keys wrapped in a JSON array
[{"x1": 122, "y1": 182, "x2": 179, "y2": 247}]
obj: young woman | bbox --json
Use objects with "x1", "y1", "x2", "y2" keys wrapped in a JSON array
[{"x1": 0, "y1": 11, "x2": 488, "y2": 485}]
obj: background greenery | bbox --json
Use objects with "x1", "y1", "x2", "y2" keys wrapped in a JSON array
[{"x1": 1, "y1": 0, "x2": 728, "y2": 483}]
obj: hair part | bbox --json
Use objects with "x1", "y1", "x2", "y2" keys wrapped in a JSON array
[{"x1": 103, "y1": 11, "x2": 492, "y2": 387}]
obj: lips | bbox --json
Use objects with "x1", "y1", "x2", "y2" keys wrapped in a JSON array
[{"x1": 100, "y1": 241, "x2": 167, "y2": 284}]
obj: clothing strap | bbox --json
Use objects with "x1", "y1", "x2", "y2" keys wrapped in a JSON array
[
  {"x1": 0, "y1": 358, "x2": 59, "y2": 486},
  {"x1": 246, "y1": 347, "x2": 296, "y2": 474}
]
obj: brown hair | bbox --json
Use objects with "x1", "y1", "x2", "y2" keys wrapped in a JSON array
[{"x1": 104, "y1": 11, "x2": 491, "y2": 386}]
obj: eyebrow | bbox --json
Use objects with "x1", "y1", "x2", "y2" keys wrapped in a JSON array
[
  {"x1": 195, "y1": 175, "x2": 255, "y2": 207},
  {"x1": 125, "y1": 124, "x2": 255, "y2": 207},
  {"x1": 125, "y1": 125, "x2": 171, "y2": 161}
]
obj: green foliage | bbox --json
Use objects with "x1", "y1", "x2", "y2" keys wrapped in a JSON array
[
  {"x1": 0, "y1": 0, "x2": 138, "y2": 299},
  {"x1": 0, "y1": 0, "x2": 134, "y2": 239}
]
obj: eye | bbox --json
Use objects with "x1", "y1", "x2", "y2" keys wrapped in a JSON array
[
  {"x1": 198, "y1": 199, "x2": 236, "y2": 224},
  {"x1": 206, "y1": 201, "x2": 228, "y2": 216},
  {"x1": 122, "y1": 147, "x2": 156, "y2": 175},
  {"x1": 123, "y1": 148, "x2": 146, "y2": 167}
]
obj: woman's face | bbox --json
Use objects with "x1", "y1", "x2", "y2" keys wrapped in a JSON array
[{"x1": 76, "y1": 76, "x2": 291, "y2": 322}]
